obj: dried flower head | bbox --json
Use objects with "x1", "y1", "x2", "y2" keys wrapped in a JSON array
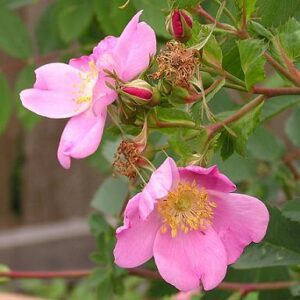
[
  {"x1": 113, "y1": 140, "x2": 142, "y2": 179},
  {"x1": 152, "y1": 41, "x2": 199, "y2": 88}
]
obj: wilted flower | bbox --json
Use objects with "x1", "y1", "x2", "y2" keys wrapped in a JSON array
[
  {"x1": 114, "y1": 157, "x2": 269, "y2": 291},
  {"x1": 20, "y1": 12, "x2": 156, "y2": 169}
]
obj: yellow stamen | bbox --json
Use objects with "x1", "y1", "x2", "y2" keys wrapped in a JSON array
[
  {"x1": 157, "y1": 181, "x2": 216, "y2": 237},
  {"x1": 73, "y1": 61, "x2": 98, "y2": 107}
]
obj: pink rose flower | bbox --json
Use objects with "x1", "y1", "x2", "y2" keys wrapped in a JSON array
[
  {"x1": 20, "y1": 11, "x2": 156, "y2": 169},
  {"x1": 114, "y1": 157, "x2": 269, "y2": 291}
]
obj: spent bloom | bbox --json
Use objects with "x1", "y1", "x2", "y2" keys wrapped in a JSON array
[
  {"x1": 20, "y1": 12, "x2": 156, "y2": 169},
  {"x1": 114, "y1": 157, "x2": 269, "y2": 291}
]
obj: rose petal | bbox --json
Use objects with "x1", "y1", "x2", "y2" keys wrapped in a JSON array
[
  {"x1": 69, "y1": 55, "x2": 93, "y2": 71},
  {"x1": 210, "y1": 190, "x2": 269, "y2": 264},
  {"x1": 113, "y1": 11, "x2": 156, "y2": 81},
  {"x1": 154, "y1": 227, "x2": 227, "y2": 291},
  {"x1": 179, "y1": 165, "x2": 236, "y2": 193},
  {"x1": 140, "y1": 157, "x2": 179, "y2": 219},
  {"x1": 20, "y1": 63, "x2": 92, "y2": 118},
  {"x1": 33, "y1": 63, "x2": 83, "y2": 93},
  {"x1": 57, "y1": 107, "x2": 107, "y2": 169},
  {"x1": 114, "y1": 193, "x2": 161, "y2": 268}
]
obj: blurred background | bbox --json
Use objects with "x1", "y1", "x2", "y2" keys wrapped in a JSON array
[{"x1": 0, "y1": 0, "x2": 300, "y2": 299}]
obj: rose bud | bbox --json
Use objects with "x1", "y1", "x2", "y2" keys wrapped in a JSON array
[
  {"x1": 121, "y1": 79, "x2": 153, "y2": 105},
  {"x1": 166, "y1": 9, "x2": 193, "y2": 42}
]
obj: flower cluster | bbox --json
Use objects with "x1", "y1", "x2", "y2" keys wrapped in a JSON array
[
  {"x1": 19, "y1": 11, "x2": 269, "y2": 293},
  {"x1": 20, "y1": 11, "x2": 156, "y2": 169}
]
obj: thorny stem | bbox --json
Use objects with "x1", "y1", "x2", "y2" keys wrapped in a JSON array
[
  {"x1": 206, "y1": 95, "x2": 266, "y2": 137},
  {"x1": 274, "y1": 37, "x2": 300, "y2": 85},
  {"x1": 264, "y1": 52, "x2": 300, "y2": 87},
  {"x1": 0, "y1": 269, "x2": 299, "y2": 292}
]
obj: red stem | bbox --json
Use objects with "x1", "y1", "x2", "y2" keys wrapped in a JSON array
[
  {"x1": 252, "y1": 86, "x2": 300, "y2": 97},
  {"x1": 196, "y1": 5, "x2": 238, "y2": 35},
  {"x1": 186, "y1": 78, "x2": 224, "y2": 103},
  {"x1": 206, "y1": 95, "x2": 265, "y2": 137},
  {"x1": 0, "y1": 269, "x2": 298, "y2": 292},
  {"x1": 0, "y1": 270, "x2": 91, "y2": 279}
]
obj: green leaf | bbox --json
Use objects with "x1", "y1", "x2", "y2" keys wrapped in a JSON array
[
  {"x1": 219, "y1": 131, "x2": 235, "y2": 160},
  {"x1": 285, "y1": 108, "x2": 300, "y2": 147},
  {"x1": 211, "y1": 153, "x2": 257, "y2": 183},
  {"x1": 15, "y1": 65, "x2": 41, "y2": 130},
  {"x1": 94, "y1": 0, "x2": 136, "y2": 35},
  {"x1": 234, "y1": 205, "x2": 300, "y2": 269},
  {"x1": 88, "y1": 213, "x2": 110, "y2": 236},
  {"x1": 282, "y1": 199, "x2": 300, "y2": 223},
  {"x1": 237, "y1": 39, "x2": 266, "y2": 90},
  {"x1": 203, "y1": 35, "x2": 223, "y2": 69},
  {"x1": 256, "y1": 0, "x2": 300, "y2": 27},
  {"x1": 91, "y1": 177, "x2": 128, "y2": 216},
  {"x1": 248, "y1": 21, "x2": 273, "y2": 40},
  {"x1": 219, "y1": 102, "x2": 263, "y2": 159},
  {"x1": 221, "y1": 37, "x2": 244, "y2": 80},
  {"x1": 36, "y1": 2, "x2": 65, "y2": 54},
  {"x1": 261, "y1": 96, "x2": 300, "y2": 122},
  {"x1": 278, "y1": 18, "x2": 300, "y2": 61},
  {"x1": 0, "y1": 7, "x2": 32, "y2": 58},
  {"x1": 132, "y1": 0, "x2": 169, "y2": 38},
  {"x1": 0, "y1": 73, "x2": 12, "y2": 134},
  {"x1": 247, "y1": 126, "x2": 285, "y2": 162},
  {"x1": 152, "y1": 107, "x2": 196, "y2": 127},
  {"x1": 96, "y1": 274, "x2": 114, "y2": 299},
  {"x1": 58, "y1": 0, "x2": 94, "y2": 42}
]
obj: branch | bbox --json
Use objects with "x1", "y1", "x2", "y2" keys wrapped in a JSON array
[
  {"x1": 196, "y1": 5, "x2": 238, "y2": 35},
  {"x1": 283, "y1": 150, "x2": 300, "y2": 180},
  {"x1": 252, "y1": 86, "x2": 300, "y2": 97},
  {"x1": 0, "y1": 270, "x2": 91, "y2": 279},
  {"x1": 264, "y1": 52, "x2": 300, "y2": 87},
  {"x1": 186, "y1": 78, "x2": 224, "y2": 103},
  {"x1": 206, "y1": 95, "x2": 265, "y2": 137},
  {"x1": 0, "y1": 269, "x2": 299, "y2": 292}
]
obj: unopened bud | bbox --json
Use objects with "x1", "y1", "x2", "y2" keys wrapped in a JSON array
[
  {"x1": 121, "y1": 79, "x2": 153, "y2": 105},
  {"x1": 166, "y1": 9, "x2": 193, "y2": 42}
]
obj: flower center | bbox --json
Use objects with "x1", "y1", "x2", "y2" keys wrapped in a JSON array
[
  {"x1": 157, "y1": 181, "x2": 216, "y2": 237},
  {"x1": 74, "y1": 61, "x2": 98, "y2": 106}
]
